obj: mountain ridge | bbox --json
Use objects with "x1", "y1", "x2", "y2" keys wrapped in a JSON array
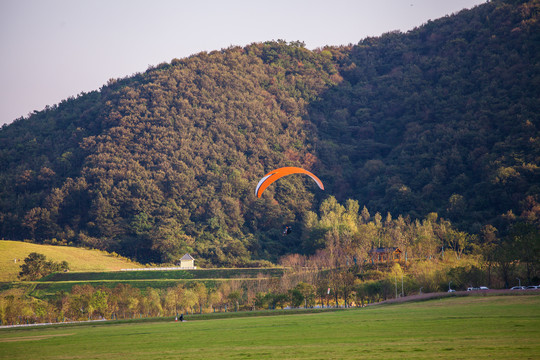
[{"x1": 0, "y1": 0, "x2": 538, "y2": 265}]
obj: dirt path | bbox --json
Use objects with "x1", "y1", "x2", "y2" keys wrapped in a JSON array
[{"x1": 0, "y1": 333, "x2": 74, "y2": 342}]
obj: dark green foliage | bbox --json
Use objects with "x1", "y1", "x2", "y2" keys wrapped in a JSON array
[
  {"x1": 310, "y1": 0, "x2": 540, "y2": 232},
  {"x1": 0, "y1": 0, "x2": 539, "y2": 265},
  {"x1": 18, "y1": 252, "x2": 70, "y2": 280}
]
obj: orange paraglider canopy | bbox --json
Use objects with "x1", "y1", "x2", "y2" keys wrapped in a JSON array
[{"x1": 255, "y1": 167, "x2": 324, "y2": 198}]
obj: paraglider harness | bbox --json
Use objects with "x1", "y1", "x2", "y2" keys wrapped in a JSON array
[{"x1": 283, "y1": 226, "x2": 292, "y2": 235}]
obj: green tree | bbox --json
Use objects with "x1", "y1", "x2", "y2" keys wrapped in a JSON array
[
  {"x1": 18, "y1": 252, "x2": 69, "y2": 280},
  {"x1": 509, "y1": 222, "x2": 540, "y2": 284},
  {"x1": 294, "y1": 282, "x2": 315, "y2": 308},
  {"x1": 494, "y1": 239, "x2": 517, "y2": 289},
  {"x1": 272, "y1": 293, "x2": 289, "y2": 309},
  {"x1": 90, "y1": 289, "x2": 109, "y2": 319},
  {"x1": 288, "y1": 288, "x2": 304, "y2": 308},
  {"x1": 191, "y1": 282, "x2": 208, "y2": 314},
  {"x1": 150, "y1": 218, "x2": 194, "y2": 263},
  {"x1": 227, "y1": 291, "x2": 242, "y2": 312}
]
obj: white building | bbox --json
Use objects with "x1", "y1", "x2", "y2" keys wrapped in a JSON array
[{"x1": 177, "y1": 253, "x2": 196, "y2": 269}]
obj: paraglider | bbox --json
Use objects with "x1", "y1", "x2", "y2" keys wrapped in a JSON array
[
  {"x1": 255, "y1": 166, "x2": 324, "y2": 198},
  {"x1": 283, "y1": 225, "x2": 292, "y2": 235}
]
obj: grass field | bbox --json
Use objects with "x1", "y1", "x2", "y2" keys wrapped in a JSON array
[
  {"x1": 28, "y1": 279, "x2": 222, "y2": 298},
  {"x1": 29, "y1": 268, "x2": 282, "y2": 294},
  {"x1": 0, "y1": 240, "x2": 142, "y2": 282},
  {"x1": 41, "y1": 267, "x2": 284, "y2": 282},
  {"x1": 1, "y1": 295, "x2": 538, "y2": 359}
]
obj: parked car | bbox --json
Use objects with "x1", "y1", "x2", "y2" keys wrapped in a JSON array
[
  {"x1": 510, "y1": 286, "x2": 525, "y2": 290},
  {"x1": 467, "y1": 286, "x2": 489, "y2": 291},
  {"x1": 525, "y1": 285, "x2": 539, "y2": 290},
  {"x1": 448, "y1": 289, "x2": 456, "y2": 293}
]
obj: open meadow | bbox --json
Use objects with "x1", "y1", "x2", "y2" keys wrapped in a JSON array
[{"x1": 1, "y1": 294, "x2": 539, "y2": 360}]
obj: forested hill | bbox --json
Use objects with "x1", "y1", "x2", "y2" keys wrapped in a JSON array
[{"x1": 0, "y1": 0, "x2": 538, "y2": 266}]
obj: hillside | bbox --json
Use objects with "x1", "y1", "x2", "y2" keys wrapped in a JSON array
[
  {"x1": 0, "y1": 240, "x2": 142, "y2": 281},
  {"x1": 0, "y1": 0, "x2": 538, "y2": 265}
]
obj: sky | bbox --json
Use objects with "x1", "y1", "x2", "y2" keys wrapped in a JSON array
[{"x1": 0, "y1": 0, "x2": 487, "y2": 127}]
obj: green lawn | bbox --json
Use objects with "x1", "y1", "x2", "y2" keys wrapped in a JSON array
[
  {"x1": 1, "y1": 295, "x2": 539, "y2": 359},
  {"x1": 41, "y1": 267, "x2": 284, "y2": 282},
  {"x1": 27, "y1": 268, "x2": 284, "y2": 298},
  {"x1": 29, "y1": 279, "x2": 222, "y2": 298}
]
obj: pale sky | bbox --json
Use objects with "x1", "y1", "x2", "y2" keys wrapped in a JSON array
[{"x1": 0, "y1": 0, "x2": 487, "y2": 126}]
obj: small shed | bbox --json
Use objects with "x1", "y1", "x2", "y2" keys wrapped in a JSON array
[
  {"x1": 369, "y1": 247, "x2": 402, "y2": 263},
  {"x1": 177, "y1": 253, "x2": 196, "y2": 269}
]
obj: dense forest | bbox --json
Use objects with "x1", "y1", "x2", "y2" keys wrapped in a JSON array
[{"x1": 0, "y1": 0, "x2": 538, "y2": 266}]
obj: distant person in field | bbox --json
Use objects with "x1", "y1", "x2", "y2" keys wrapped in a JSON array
[{"x1": 180, "y1": 313, "x2": 184, "y2": 322}]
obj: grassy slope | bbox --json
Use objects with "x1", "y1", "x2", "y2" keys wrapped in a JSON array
[
  {"x1": 40, "y1": 268, "x2": 284, "y2": 282},
  {"x1": 29, "y1": 268, "x2": 284, "y2": 298},
  {"x1": 0, "y1": 240, "x2": 142, "y2": 282},
  {"x1": 0, "y1": 295, "x2": 538, "y2": 359},
  {"x1": 0, "y1": 240, "x2": 283, "y2": 297}
]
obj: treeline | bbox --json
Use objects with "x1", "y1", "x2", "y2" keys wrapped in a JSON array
[
  {"x1": 2, "y1": 251, "x2": 538, "y2": 326},
  {"x1": 0, "y1": 268, "x2": 472, "y2": 325},
  {"x1": 1, "y1": 275, "x2": 337, "y2": 325},
  {"x1": 0, "y1": 0, "x2": 538, "y2": 266},
  {"x1": 285, "y1": 196, "x2": 539, "y2": 286}
]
